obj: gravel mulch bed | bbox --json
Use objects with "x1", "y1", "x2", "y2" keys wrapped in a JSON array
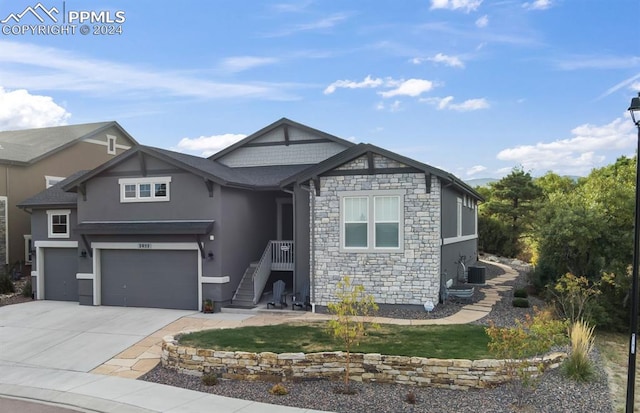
[
  {"x1": 0, "y1": 277, "x2": 33, "y2": 307},
  {"x1": 140, "y1": 261, "x2": 614, "y2": 412}
]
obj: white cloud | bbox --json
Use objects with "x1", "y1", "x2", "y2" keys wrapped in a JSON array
[
  {"x1": 326, "y1": 76, "x2": 437, "y2": 99},
  {"x1": 0, "y1": 40, "x2": 296, "y2": 101},
  {"x1": 497, "y1": 117, "x2": 635, "y2": 175},
  {"x1": 324, "y1": 75, "x2": 383, "y2": 94},
  {"x1": 556, "y1": 55, "x2": 640, "y2": 71},
  {"x1": 174, "y1": 133, "x2": 247, "y2": 157},
  {"x1": 467, "y1": 165, "x2": 487, "y2": 176},
  {"x1": 219, "y1": 56, "x2": 278, "y2": 73},
  {"x1": 0, "y1": 87, "x2": 70, "y2": 130},
  {"x1": 523, "y1": 0, "x2": 552, "y2": 10},
  {"x1": 413, "y1": 53, "x2": 464, "y2": 68},
  {"x1": 265, "y1": 13, "x2": 349, "y2": 37},
  {"x1": 375, "y1": 100, "x2": 402, "y2": 112},
  {"x1": 600, "y1": 72, "x2": 640, "y2": 98},
  {"x1": 631, "y1": 82, "x2": 640, "y2": 92},
  {"x1": 430, "y1": 0, "x2": 483, "y2": 13},
  {"x1": 379, "y1": 79, "x2": 434, "y2": 98},
  {"x1": 475, "y1": 15, "x2": 489, "y2": 28},
  {"x1": 422, "y1": 96, "x2": 490, "y2": 111}
]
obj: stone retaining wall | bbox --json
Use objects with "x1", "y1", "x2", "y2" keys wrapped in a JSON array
[{"x1": 162, "y1": 336, "x2": 566, "y2": 390}]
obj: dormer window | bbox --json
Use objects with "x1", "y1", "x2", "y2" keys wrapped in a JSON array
[{"x1": 119, "y1": 177, "x2": 171, "y2": 203}]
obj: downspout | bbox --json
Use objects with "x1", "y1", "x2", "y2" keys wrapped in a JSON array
[
  {"x1": 282, "y1": 188, "x2": 296, "y2": 294},
  {"x1": 299, "y1": 183, "x2": 316, "y2": 313}
]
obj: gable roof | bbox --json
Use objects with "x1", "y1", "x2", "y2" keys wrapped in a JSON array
[
  {"x1": 282, "y1": 143, "x2": 484, "y2": 200},
  {"x1": 208, "y1": 117, "x2": 355, "y2": 162},
  {"x1": 62, "y1": 145, "x2": 310, "y2": 192},
  {"x1": 17, "y1": 170, "x2": 87, "y2": 209},
  {"x1": 0, "y1": 121, "x2": 138, "y2": 165}
]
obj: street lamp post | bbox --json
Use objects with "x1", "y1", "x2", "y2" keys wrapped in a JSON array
[{"x1": 627, "y1": 92, "x2": 640, "y2": 413}]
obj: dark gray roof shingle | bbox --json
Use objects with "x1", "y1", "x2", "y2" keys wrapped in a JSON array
[
  {"x1": 0, "y1": 122, "x2": 121, "y2": 164},
  {"x1": 17, "y1": 170, "x2": 87, "y2": 208}
]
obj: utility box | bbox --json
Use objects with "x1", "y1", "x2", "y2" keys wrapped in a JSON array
[{"x1": 467, "y1": 266, "x2": 486, "y2": 284}]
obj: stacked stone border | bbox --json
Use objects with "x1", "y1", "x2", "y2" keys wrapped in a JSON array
[{"x1": 162, "y1": 336, "x2": 566, "y2": 390}]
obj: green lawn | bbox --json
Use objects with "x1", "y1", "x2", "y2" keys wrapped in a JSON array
[{"x1": 178, "y1": 322, "x2": 492, "y2": 359}]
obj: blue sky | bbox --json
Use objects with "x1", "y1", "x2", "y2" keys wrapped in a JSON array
[{"x1": 0, "y1": 0, "x2": 638, "y2": 180}]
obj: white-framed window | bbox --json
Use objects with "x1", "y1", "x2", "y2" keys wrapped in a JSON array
[
  {"x1": 45, "y1": 175, "x2": 65, "y2": 188},
  {"x1": 374, "y1": 196, "x2": 400, "y2": 248},
  {"x1": 119, "y1": 177, "x2": 171, "y2": 203},
  {"x1": 457, "y1": 197, "x2": 463, "y2": 237},
  {"x1": 47, "y1": 209, "x2": 71, "y2": 238},
  {"x1": 107, "y1": 134, "x2": 117, "y2": 155},
  {"x1": 344, "y1": 197, "x2": 368, "y2": 248},
  {"x1": 341, "y1": 190, "x2": 404, "y2": 252},
  {"x1": 24, "y1": 235, "x2": 32, "y2": 263}
]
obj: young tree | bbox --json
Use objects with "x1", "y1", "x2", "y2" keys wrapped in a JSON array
[{"x1": 326, "y1": 276, "x2": 378, "y2": 393}]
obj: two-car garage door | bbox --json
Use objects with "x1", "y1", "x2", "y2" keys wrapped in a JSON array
[{"x1": 100, "y1": 249, "x2": 199, "y2": 310}]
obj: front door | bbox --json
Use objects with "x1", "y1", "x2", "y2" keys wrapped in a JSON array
[{"x1": 277, "y1": 198, "x2": 293, "y2": 241}]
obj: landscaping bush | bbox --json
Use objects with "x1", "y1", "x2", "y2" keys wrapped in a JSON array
[
  {"x1": 485, "y1": 308, "x2": 568, "y2": 408},
  {"x1": 512, "y1": 298, "x2": 530, "y2": 308},
  {"x1": 269, "y1": 383, "x2": 288, "y2": 395},
  {"x1": 514, "y1": 288, "x2": 529, "y2": 298},
  {"x1": 0, "y1": 275, "x2": 14, "y2": 294},
  {"x1": 563, "y1": 319, "x2": 595, "y2": 382},
  {"x1": 405, "y1": 391, "x2": 417, "y2": 404},
  {"x1": 21, "y1": 279, "x2": 32, "y2": 298},
  {"x1": 201, "y1": 373, "x2": 218, "y2": 386}
]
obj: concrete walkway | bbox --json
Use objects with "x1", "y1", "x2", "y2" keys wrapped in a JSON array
[{"x1": 0, "y1": 259, "x2": 520, "y2": 413}]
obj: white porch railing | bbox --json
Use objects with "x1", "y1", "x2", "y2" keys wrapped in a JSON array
[
  {"x1": 252, "y1": 240, "x2": 294, "y2": 304},
  {"x1": 271, "y1": 240, "x2": 294, "y2": 271}
]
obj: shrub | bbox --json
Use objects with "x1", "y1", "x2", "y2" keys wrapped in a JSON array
[
  {"x1": 0, "y1": 275, "x2": 14, "y2": 294},
  {"x1": 21, "y1": 279, "x2": 32, "y2": 298},
  {"x1": 549, "y1": 272, "x2": 605, "y2": 324},
  {"x1": 201, "y1": 373, "x2": 218, "y2": 386},
  {"x1": 512, "y1": 298, "x2": 530, "y2": 308},
  {"x1": 563, "y1": 319, "x2": 595, "y2": 382},
  {"x1": 514, "y1": 288, "x2": 528, "y2": 298},
  {"x1": 269, "y1": 383, "x2": 288, "y2": 396},
  {"x1": 405, "y1": 391, "x2": 417, "y2": 405},
  {"x1": 485, "y1": 308, "x2": 568, "y2": 407}
]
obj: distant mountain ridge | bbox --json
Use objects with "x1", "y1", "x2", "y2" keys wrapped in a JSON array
[
  {"x1": 465, "y1": 178, "x2": 497, "y2": 187},
  {"x1": 465, "y1": 175, "x2": 581, "y2": 188}
]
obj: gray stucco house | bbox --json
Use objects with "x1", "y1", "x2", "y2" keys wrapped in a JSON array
[{"x1": 18, "y1": 118, "x2": 482, "y2": 311}]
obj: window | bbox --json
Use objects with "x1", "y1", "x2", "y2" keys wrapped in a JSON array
[
  {"x1": 107, "y1": 135, "x2": 117, "y2": 155},
  {"x1": 119, "y1": 177, "x2": 171, "y2": 203},
  {"x1": 375, "y1": 196, "x2": 400, "y2": 248},
  {"x1": 45, "y1": 175, "x2": 65, "y2": 188},
  {"x1": 24, "y1": 235, "x2": 32, "y2": 263},
  {"x1": 344, "y1": 197, "x2": 368, "y2": 248},
  {"x1": 341, "y1": 191, "x2": 403, "y2": 252},
  {"x1": 47, "y1": 210, "x2": 71, "y2": 238}
]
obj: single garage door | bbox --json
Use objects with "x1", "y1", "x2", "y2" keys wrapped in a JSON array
[
  {"x1": 44, "y1": 248, "x2": 78, "y2": 302},
  {"x1": 100, "y1": 249, "x2": 198, "y2": 310}
]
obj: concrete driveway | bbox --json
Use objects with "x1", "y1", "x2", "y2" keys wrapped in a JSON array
[{"x1": 0, "y1": 300, "x2": 196, "y2": 372}]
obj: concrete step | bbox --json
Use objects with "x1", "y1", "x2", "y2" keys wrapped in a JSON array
[{"x1": 221, "y1": 305, "x2": 257, "y2": 314}]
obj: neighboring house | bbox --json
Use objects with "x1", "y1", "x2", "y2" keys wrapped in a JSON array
[
  {"x1": 18, "y1": 118, "x2": 482, "y2": 311},
  {"x1": 0, "y1": 122, "x2": 137, "y2": 272}
]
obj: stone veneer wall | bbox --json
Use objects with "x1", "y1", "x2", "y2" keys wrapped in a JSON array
[
  {"x1": 162, "y1": 336, "x2": 566, "y2": 390},
  {"x1": 311, "y1": 154, "x2": 441, "y2": 306}
]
